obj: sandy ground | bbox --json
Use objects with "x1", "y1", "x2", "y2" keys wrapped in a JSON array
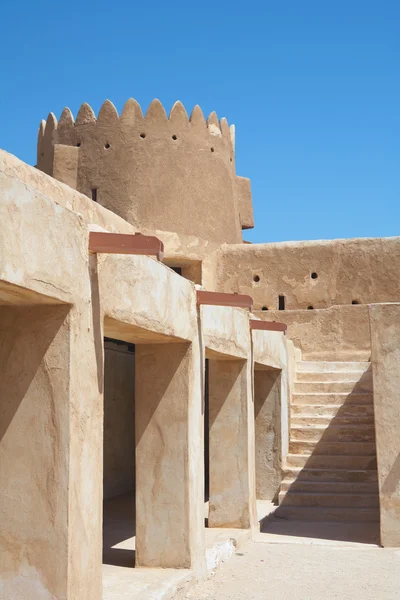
[{"x1": 178, "y1": 534, "x2": 400, "y2": 600}]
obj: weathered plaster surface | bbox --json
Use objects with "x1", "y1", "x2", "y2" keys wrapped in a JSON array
[
  {"x1": 254, "y1": 370, "x2": 282, "y2": 501},
  {"x1": 144, "y1": 229, "x2": 219, "y2": 267},
  {"x1": 0, "y1": 168, "x2": 87, "y2": 305},
  {"x1": 214, "y1": 238, "x2": 400, "y2": 310},
  {"x1": 208, "y1": 359, "x2": 257, "y2": 531},
  {"x1": 257, "y1": 306, "x2": 371, "y2": 361},
  {"x1": 0, "y1": 149, "x2": 135, "y2": 235},
  {"x1": 251, "y1": 329, "x2": 295, "y2": 488},
  {"x1": 369, "y1": 303, "x2": 400, "y2": 547},
  {"x1": 99, "y1": 255, "x2": 197, "y2": 344},
  {"x1": 200, "y1": 305, "x2": 250, "y2": 359},
  {"x1": 0, "y1": 306, "x2": 70, "y2": 600},
  {"x1": 252, "y1": 329, "x2": 286, "y2": 370},
  {"x1": 53, "y1": 144, "x2": 79, "y2": 189},
  {"x1": 284, "y1": 338, "x2": 297, "y2": 460},
  {"x1": 135, "y1": 343, "x2": 205, "y2": 572},
  {"x1": 37, "y1": 100, "x2": 250, "y2": 244},
  {"x1": 67, "y1": 305, "x2": 103, "y2": 600},
  {"x1": 235, "y1": 176, "x2": 253, "y2": 229}
]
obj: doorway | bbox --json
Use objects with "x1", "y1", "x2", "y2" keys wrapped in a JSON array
[
  {"x1": 204, "y1": 358, "x2": 210, "y2": 505},
  {"x1": 102, "y1": 337, "x2": 136, "y2": 568}
]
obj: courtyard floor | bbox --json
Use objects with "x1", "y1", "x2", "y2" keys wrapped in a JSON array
[
  {"x1": 102, "y1": 495, "x2": 271, "y2": 599},
  {"x1": 178, "y1": 522, "x2": 400, "y2": 600}
]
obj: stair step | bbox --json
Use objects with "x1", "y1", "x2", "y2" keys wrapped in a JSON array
[
  {"x1": 286, "y1": 454, "x2": 377, "y2": 470},
  {"x1": 279, "y1": 490, "x2": 379, "y2": 508},
  {"x1": 296, "y1": 361, "x2": 370, "y2": 373},
  {"x1": 289, "y1": 440, "x2": 376, "y2": 456},
  {"x1": 291, "y1": 403, "x2": 374, "y2": 417},
  {"x1": 280, "y1": 479, "x2": 378, "y2": 494},
  {"x1": 292, "y1": 393, "x2": 373, "y2": 406},
  {"x1": 283, "y1": 467, "x2": 378, "y2": 483},
  {"x1": 291, "y1": 416, "x2": 375, "y2": 427},
  {"x1": 294, "y1": 381, "x2": 372, "y2": 394},
  {"x1": 287, "y1": 361, "x2": 377, "y2": 521},
  {"x1": 296, "y1": 371, "x2": 372, "y2": 383},
  {"x1": 274, "y1": 506, "x2": 379, "y2": 522},
  {"x1": 290, "y1": 425, "x2": 375, "y2": 443}
]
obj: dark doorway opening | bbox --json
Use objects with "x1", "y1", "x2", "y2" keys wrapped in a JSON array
[
  {"x1": 102, "y1": 337, "x2": 136, "y2": 568},
  {"x1": 204, "y1": 358, "x2": 210, "y2": 506}
]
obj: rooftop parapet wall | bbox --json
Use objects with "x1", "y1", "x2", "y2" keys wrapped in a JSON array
[
  {"x1": 37, "y1": 98, "x2": 253, "y2": 245},
  {"x1": 257, "y1": 305, "x2": 371, "y2": 361},
  {"x1": 213, "y1": 237, "x2": 400, "y2": 310},
  {"x1": 0, "y1": 149, "x2": 136, "y2": 236}
]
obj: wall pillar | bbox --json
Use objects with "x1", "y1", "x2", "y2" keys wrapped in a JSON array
[
  {"x1": 369, "y1": 303, "x2": 400, "y2": 547},
  {"x1": 254, "y1": 369, "x2": 282, "y2": 501},
  {"x1": 67, "y1": 302, "x2": 103, "y2": 600},
  {"x1": 0, "y1": 305, "x2": 71, "y2": 600},
  {"x1": 135, "y1": 342, "x2": 205, "y2": 572},
  {"x1": 208, "y1": 359, "x2": 257, "y2": 529}
]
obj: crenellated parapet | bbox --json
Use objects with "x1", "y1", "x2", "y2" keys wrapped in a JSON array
[{"x1": 37, "y1": 98, "x2": 253, "y2": 244}]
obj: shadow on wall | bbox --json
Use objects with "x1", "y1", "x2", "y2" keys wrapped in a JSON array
[
  {"x1": 254, "y1": 368, "x2": 282, "y2": 504},
  {"x1": 260, "y1": 367, "x2": 380, "y2": 545},
  {"x1": 0, "y1": 304, "x2": 72, "y2": 597},
  {"x1": 135, "y1": 342, "x2": 191, "y2": 445},
  {"x1": 0, "y1": 304, "x2": 71, "y2": 443},
  {"x1": 208, "y1": 359, "x2": 246, "y2": 428},
  {"x1": 204, "y1": 358, "x2": 246, "y2": 509}
]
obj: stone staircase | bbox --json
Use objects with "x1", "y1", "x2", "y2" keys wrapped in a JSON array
[{"x1": 276, "y1": 361, "x2": 380, "y2": 522}]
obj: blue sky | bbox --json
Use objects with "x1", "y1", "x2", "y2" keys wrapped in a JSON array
[{"x1": 1, "y1": 1, "x2": 399, "y2": 242}]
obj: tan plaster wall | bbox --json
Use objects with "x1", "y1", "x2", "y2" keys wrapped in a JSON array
[
  {"x1": 37, "y1": 99, "x2": 252, "y2": 244},
  {"x1": 99, "y1": 254, "x2": 197, "y2": 344},
  {"x1": 149, "y1": 229, "x2": 219, "y2": 267},
  {"x1": 0, "y1": 306, "x2": 71, "y2": 600},
  {"x1": 208, "y1": 359, "x2": 257, "y2": 530},
  {"x1": 53, "y1": 144, "x2": 79, "y2": 189},
  {"x1": 284, "y1": 338, "x2": 297, "y2": 459},
  {"x1": 254, "y1": 370, "x2": 282, "y2": 501},
  {"x1": 0, "y1": 149, "x2": 136, "y2": 235},
  {"x1": 200, "y1": 305, "x2": 251, "y2": 359},
  {"x1": 252, "y1": 329, "x2": 287, "y2": 370},
  {"x1": 252, "y1": 329, "x2": 294, "y2": 462},
  {"x1": 0, "y1": 157, "x2": 103, "y2": 598},
  {"x1": 103, "y1": 341, "x2": 135, "y2": 501},
  {"x1": 369, "y1": 303, "x2": 400, "y2": 547},
  {"x1": 135, "y1": 342, "x2": 205, "y2": 572},
  {"x1": 0, "y1": 164, "x2": 89, "y2": 305},
  {"x1": 214, "y1": 237, "x2": 400, "y2": 310},
  {"x1": 256, "y1": 305, "x2": 371, "y2": 361},
  {"x1": 235, "y1": 176, "x2": 254, "y2": 229},
  {"x1": 67, "y1": 306, "x2": 103, "y2": 600}
]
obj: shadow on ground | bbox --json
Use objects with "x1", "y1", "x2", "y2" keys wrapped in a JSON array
[
  {"x1": 260, "y1": 367, "x2": 380, "y2": 546},
  {"x1": 103, "y1": 492, "x2": 136, "y2": 567}
]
